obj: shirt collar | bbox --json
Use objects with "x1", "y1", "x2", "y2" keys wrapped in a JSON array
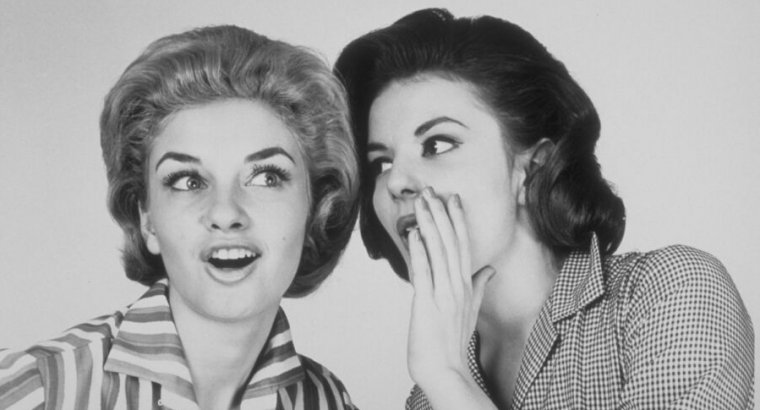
[
  {"x1": 550, "y1": 233, "x2": 606, "y2": 323},
  {"x1": 104, "y1": 279, "x2": 305, "y2": 403}
]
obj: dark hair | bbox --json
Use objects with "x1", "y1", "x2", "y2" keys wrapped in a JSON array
[
  {"x1": 335, "y1": 8, "x2": 625, "y2": 280},
  {"x1": 101, "y1": 25, "x2": 358, "y2": 296}
]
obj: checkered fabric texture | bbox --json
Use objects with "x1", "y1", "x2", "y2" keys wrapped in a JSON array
[{"x1": 406, "y1": 237, "x2": 754, "y2": 409}]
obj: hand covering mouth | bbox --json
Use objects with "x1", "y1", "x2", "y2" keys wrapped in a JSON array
[{"x1": 207, "y1": 247, "x2": 259, "y2": 270}]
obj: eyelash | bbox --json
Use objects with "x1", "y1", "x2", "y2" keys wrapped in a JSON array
[
  {"x1": 246, "y1": 164, "x2": 292, "y2": 187},
  {"x1": 163, "y1": 170, "x2": 205, "y2": 191},
  {"x1": 369, "y1": 158, "x2": 392, "y2": 178},
  {"x1": 161, "y1": 164, "x2": 292, "y2": 191},
  {"x1": 421, "y1": 135, "x2": 459, "y2": 157},
  {"x1": 367, "y1": 135, "x2": 460, "y2": 178}
]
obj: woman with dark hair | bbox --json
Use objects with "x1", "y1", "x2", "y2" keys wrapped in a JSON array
[
  {"x1": 336, "y1": 8, "x2": 753, "y2": 409},
  {"x1": 0, "y1": 25, "x2": 358, "y2": 409}
]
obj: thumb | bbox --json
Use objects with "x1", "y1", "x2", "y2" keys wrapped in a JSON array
[{"x1": 471, "y1": 265, "x2": 496, "y2": 311}]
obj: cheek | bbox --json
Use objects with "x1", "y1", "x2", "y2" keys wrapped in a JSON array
[
  {"x1": 372, "y1": 185, "x2": 394, "y2": 232},
  {"x1": 263, "y1": 197, "x2": 309, "y2": 249},
  {"x1": 151, "y1": 204, "x2": 197, "y2": 245},
  {"x1": 280, "y1": 222, "x2": 307, "y2": 247},
  {"x1": 462, "y1": 187, "x2": 516, "y2": 257}
]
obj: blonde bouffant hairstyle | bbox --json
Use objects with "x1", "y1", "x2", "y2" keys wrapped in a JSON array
[{"x1": 100, "y1": 25, "x2": 358, "y2": 296}]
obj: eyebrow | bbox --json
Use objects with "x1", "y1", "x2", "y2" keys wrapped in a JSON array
[
  {"x1": 367, "y1": 142, "x2": 387, "y2": 155},
  {"x1": 414, "y1": 116, "x2": 467, "y2": 136},
  {"x1": 155, "y1": 146, "x2": 295, "y2": 171},
  {"x1": 244, "y1": 147, "x2": 295, "y2": 164},
  {"x1": 155, "y1": 152, "x2": 199, "y2": 171},
  {"x1": 367, "y1": 116, "x2": 467, "y2": 155}
]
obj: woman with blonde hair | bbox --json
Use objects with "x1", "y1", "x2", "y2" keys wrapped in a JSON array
[{"x1": 1, "y1": 25, "x2": 358, "y2": 410}]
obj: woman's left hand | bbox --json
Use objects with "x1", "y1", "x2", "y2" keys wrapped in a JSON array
[{"x1": 406, "y1": 187, "x2": 496, "y2": 409}]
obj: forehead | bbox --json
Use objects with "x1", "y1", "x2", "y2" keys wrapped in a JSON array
[
  {"x1": 368, "y1": 76, "x2": 496, "y2": 141},
  {"x1": 151, "y1": 99, "x2": 302, "y2": 163}
]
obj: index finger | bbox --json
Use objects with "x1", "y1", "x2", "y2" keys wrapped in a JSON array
[{"x1": 448, "y1": 194, "x2": 472, "y2": 292}]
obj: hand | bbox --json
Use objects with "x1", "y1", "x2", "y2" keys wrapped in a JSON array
[{"x1": 406, "y1": 187, "x2": 495, "y2": 405}]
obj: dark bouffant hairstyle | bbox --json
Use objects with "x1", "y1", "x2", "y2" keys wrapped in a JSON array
[
  {"x1": 101, "y1": 25, "x2": 358, "y2": 296},
  {"x1": 335, "y1": 8, "x2": 625, "y2": 280}
]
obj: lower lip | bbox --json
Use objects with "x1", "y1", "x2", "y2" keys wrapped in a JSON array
[
  {"x1": 399, "y1": 225, "x2": 418, "y2": 249},
  {"x1": 203, "y1": 258, "x2": 259, "y2": 285},
  {"x1": 400, "y1": 229, "x2": 417, "y2": 251},
  {"x1": 400, "y1": 234, "x2": 410, "y2": 250}
]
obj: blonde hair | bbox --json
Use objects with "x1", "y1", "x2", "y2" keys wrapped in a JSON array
[{"x1": 101, "y1": 25, "x2": 358, "y2": 296}]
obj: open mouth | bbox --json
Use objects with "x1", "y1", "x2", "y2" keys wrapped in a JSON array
[
  {"x1": 396, "y1": 214, "x2": 418, "y2": 248},
  {"x1": 207, "y1": 247, "x2": 259, "y2": 270}
]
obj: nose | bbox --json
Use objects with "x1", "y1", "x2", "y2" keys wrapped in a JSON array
[
  {"x1": 204, "y1": 186, "x2": 250, "y2": 232},
  {"x1": 385, "y1": 159, "x2": 422, "y2": 201}
]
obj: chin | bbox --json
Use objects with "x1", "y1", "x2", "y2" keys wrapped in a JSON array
[
  {"x1": 200, "y1": 290, "x2": 277, "y2": 323},
  {"x1": 205, "y1": 305, "x2": 267, "y2": 324}
]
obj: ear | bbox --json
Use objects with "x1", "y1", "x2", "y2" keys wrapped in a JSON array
[
  {"x1": 514, "y1": 138, "x2": 555, "y2": 206},
  {"x1": 139, "y1": 203, "x2": 161, "y2": 255}
]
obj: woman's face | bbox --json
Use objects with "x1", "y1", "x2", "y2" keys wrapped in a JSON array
[
  {"x1": 367, "y1": 76, "x2": 529, "y2": 273},
  {"x1": 140, "y1": 99, "x2": 310, "y2": 323}
]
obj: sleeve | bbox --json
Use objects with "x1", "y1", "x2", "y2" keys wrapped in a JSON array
[
  {"x1": 0, "y1": 348, "x2": 45, "y2": 409},
  {"x1": 617, "y1": 246, "x2": 754, "y2": 409}
]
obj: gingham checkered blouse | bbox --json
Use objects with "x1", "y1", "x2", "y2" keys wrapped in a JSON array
[
  {"x1": 407, "y1": 236, "x2": 754, "y2": 409},
  {"x1": 0, "y1": 280, "x2": 357, "y2": 410}
]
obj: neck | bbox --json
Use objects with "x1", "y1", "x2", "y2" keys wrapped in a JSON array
[
  {"x1": 472, "y1": 217, "x2": 561, "y2": 409},
  {"x1": 477, "y1": 227, "x2": 560, "y2": 337},
  {"x1": 171, "y1": 298, "x2": 279, "y2": 409}
]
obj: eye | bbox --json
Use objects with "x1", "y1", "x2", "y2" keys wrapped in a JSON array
[
  {"x1": 164, "y1": 171, "x2": 206, "y2": 191},
  {"x1": 421, "y1": 136, "x2": 458, "y2": 157},
  {"x1": 247, "y1": 164, "x2": 291, "y2": 188},
  {"x1": 369, "y1": 158, "x2": 393, "y2": 177},
  {"x1": 250, "y1": 172, "x2": 281, "y2": 187}
]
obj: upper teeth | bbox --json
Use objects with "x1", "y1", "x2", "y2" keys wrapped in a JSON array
[{"x1": 211, "y1": 248, "x2": 256, "y2": 260}]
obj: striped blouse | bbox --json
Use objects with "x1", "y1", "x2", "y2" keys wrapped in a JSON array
[
  {"x1": 407, "y1": 236, "x2": 754, "y2": 409},
  {"x1": 0, "y1": 280, "x2": 357, "y2": 410}
]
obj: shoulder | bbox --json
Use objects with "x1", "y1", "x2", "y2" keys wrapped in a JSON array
[
  {"x1": 3, "y1": 309, "x2": 124, "y2": 363},
  {"x1": 606, "y1": 245, "x2": 754, "y2": 405},
  {"x1": 291, "y1": 354, "x2": 358, "y2": 409},
  {"x1": 0, "y1": 309, "x2": 125, "y2": 408},
  {"x1": 606, "y1": 244, "x2": 741, "y2": 307},
  {"x1": 605, "y1": 244, "x2": 751, "y2": 326}
]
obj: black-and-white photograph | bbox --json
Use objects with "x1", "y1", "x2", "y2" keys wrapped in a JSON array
[{"x1": 1, "y1": 1, "x2": 757, "y2": 409}]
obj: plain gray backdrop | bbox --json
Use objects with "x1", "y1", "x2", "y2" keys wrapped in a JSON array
[{"x1": 1, "y1": 1, "x2": 758, "y2": 408}]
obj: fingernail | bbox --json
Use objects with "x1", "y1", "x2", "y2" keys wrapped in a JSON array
[
  {"x1": 423, "y1": 186, "x2": 434, "y2": 198},
  {"x1": 452, "y1": 194, "x2": 461, "y2": 208},
  {"x1": 416, "y1": 196, "x2": 428, "y2": 211}
]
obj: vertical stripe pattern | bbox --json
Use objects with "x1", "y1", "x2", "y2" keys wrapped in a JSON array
[{"x1": 0, "y1": 280, "x2": 357, "y2": 409}]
